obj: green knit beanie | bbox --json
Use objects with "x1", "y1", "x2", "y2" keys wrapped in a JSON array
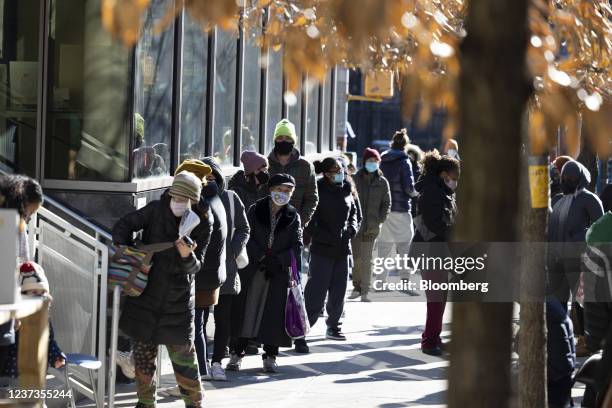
[{"x1": 274, "y1": 119, "x2": 297, "y2": 143}]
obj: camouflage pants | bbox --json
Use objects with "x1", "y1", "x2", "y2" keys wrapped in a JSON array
[{"x1": 132, "y1": 340, "x2": 204, "y2": 408}]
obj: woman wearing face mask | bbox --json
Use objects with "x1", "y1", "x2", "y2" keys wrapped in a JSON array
[
  {"x1": 349, "y1": 148, "x2": 392, "y2": 302},
  {"x1": 412, "y1": 150, "x2": 460, "y2": 356},
  {"x1": 227, "y1": 174, "x2": 302, "y2": 373},
  {"x1": 228, "y1": 150, "x2": 270, "y2": 211},
  {"x1": 112, "y1": 171, "x2": 212, "y2": 407},
  {"x1": 302, "y1": 158, "x2": 359, "y2": 346}
]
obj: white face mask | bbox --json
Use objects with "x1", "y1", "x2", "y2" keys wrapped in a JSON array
[
  {"x1": 271, "y1": 191, "x2": 291, "y2": 206},
  {"x1": 170, "y1": 199, "x2": 189, "y2": 217},
  {"x1": 447, "y1": 149, "x2": 459, "y2": 160}
]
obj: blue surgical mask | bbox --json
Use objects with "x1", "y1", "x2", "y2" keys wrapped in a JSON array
[
  {"x1": 365, "y1": 162, "x2": 379, "y2": 173},
  {"x1": 334, "y1": 172, "x2": 345, "y2": 184},
  {"x1": 271, "y1": 191, "x2": 291, "y2": 206}
]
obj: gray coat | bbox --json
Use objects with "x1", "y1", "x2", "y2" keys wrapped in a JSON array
[{"x1": 220, "y1": 190, "x2": 250, "y2": 295}]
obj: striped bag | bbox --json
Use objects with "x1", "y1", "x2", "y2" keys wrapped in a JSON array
[{"x1": 108, "y1": 243, "x2": 174, "y2": 297}]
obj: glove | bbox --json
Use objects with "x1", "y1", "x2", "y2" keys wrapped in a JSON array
[{"x1": 261, "y1": 255, "x2": 282, "y2": 280}]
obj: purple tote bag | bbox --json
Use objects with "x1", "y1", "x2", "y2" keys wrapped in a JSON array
[{"x1": 285, "y1": 250, "x2": 310, "y2": 339}]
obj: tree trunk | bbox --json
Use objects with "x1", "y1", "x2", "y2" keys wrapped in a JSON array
[
  {"x1": 448, "y1": 0, "x2": 531, "y2": 407},
  {"x1": 518, "y1": 153, "x2": 548, "y2": 407}
]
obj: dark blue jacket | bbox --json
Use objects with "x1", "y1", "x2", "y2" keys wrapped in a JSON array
[
  {"x1": 379, "y1": 149, "x2": 417, "y2": 213},
  {"x1": 546, "y1": 300, "x2": 576, "y2": 381}
]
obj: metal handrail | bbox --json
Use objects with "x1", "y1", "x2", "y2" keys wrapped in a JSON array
[{"x1": 35, "y1": 195, "x2": 115, "y2": 407}]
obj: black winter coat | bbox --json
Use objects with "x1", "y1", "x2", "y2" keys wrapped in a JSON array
[
  {"x1": 227, "y1": 170, "x2": 268, "y2": 213},
  {"x1": 242, "y1": 197, "x2": 303, "y2": 347},
  {"x1": 112, "y1": 191, "x2": 212, "y2": 345},
  {"x1": 413, "y1": 174, "x2": 457, "y2": 242},
  {"x1": 197, "y1": 157, "x2": 229, "y2": 291},
  {"x1": 305, "y1": 179, "x2": 359, "y2": 259}
]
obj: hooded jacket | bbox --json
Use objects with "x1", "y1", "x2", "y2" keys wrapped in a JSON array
[
  {"x1": 305, "y1": 178, "x2": 359, "y2": 259},
  {"x1": 354, "y1": 168, "x2": 391, "y2": 236},
  {"x1": 112, "y1": 191, "x2": 212, "y2": 344},
  {"x1": 197, "y1": 157, "x2": 228, "y2": 291},
  {"x1": 268, "y1": 148, "x2": 318, "y2": 225},
  {"x1": 549, "y1": 161, "x2": 603, "y2": 244},
  {"x1": 227, "y1": 169, "x2": 268, "y2": 212},
  {"x1": 379, "y1": 148, "x2": 418, "y2": 213},
  {"x1": 413, "y1": 174, "x2": 457, "y2": 242}
]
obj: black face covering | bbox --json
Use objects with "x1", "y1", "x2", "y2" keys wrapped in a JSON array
[
  {"x1": 255, "y1": 171, "x2": 270, "y2": 185},
  {"x1": 274, "y1": 141, "x2": 294, "y2": 156},
  {"x1": 561, "y1": 176, "x2": 579, "y2": 195},
  {"x1": 203, "y1": 180, "x2": 219, "y2": 197}
]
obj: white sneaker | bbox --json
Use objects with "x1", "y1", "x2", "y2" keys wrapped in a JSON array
[
  {"x1": 210, "y1": 362, "x2": 227, "y2": 381},
  {"x1": 116, "y1": 351, "x2": 135, "y2": 379},
  {"x1": 348, "y1": 289, "x2": 361, "y2": 299},
  {"x1": 201, "y1": 360, "x2": 212, "y2": 380},
  {"x1": 226, "y1": 354, "x2": 242, "y2": 371},
  {"x1": 262, "y1": 356, "x2": 278, "y2": 373}
]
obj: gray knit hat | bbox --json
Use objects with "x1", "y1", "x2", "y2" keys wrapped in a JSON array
[{"x1": 169, "y1": 171, "x2": 201, "y2": 202}]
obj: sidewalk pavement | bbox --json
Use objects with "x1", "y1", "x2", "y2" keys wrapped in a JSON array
[{"x1": 90, "y1": 300, "x2": 451, "y2": 408}]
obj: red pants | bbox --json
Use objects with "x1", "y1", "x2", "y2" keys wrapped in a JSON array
[{"x1": 421, "y1": 270, "x2": 448, "y2": 349}]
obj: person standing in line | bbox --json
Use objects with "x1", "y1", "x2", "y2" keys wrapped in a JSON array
[
  {"x1": 227, "y1": 174, "x2": 303, "y2": 373},
  {"x1": 267, "y1": 119, "x2": 318, "y2": 227},
  {"x1": 267, "y1": 118, "x2": 318, "y2": 354},
  {"x1": 206, "y1": 180, "x2": 250, "y2": 381},
  {"x1": 302, "y1": 158, "x2": 359, "y2": 347},
  {"x1": 228, "y1": 151, "x2": 270, "y2": 212},
  {"x1": 406, "y1": 143, "x2": 424, "y2": 219},
  {"x1": 378, "y1": 129, "x2": 419, "y2": 283},
  {"x1": 193, "y1": 157, "x2": 229, "y2": 379},
  {"x1": 349, "y1": 148, "x2": 391, "y2": 302},
  {"x1": 442, "y1": 138, "x2": 460, "y2": 161},
  {"x1": 548, "y1": 159, "x2": 604, "y2": 357},
  {"x1": 112, "y1": 171, "x2": 211, "y2": 408},
  {"x1": 413, "y1": 151, "x2": 459, "y2": 356}
]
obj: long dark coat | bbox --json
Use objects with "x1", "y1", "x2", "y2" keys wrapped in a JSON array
[
  {"x1": 112, "y1": 191, "x2": 212, "y2": 345},
  {"x1": 239, "y1": 197, "x2": 302, "y2": 347}
]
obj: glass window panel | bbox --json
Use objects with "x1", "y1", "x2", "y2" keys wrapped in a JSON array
[
  {"x1": 44, "y1": 0, "x2": 131, "y2": 181},
  {"x1": 0, "y1": 0, "x2": 40, "y2": 177},
  {"x1": 335, "y1": 68, "x2": 349, "y2": 151},
  {"x1": 132, "y1": 0, "x2": 174, "y2": 179},
  {"x1": 305, "y1": 81, "x2": 319, "y2": 155},
  {"x1": 240, "y1": 26, "x2": 261, "y2": 154},
  {"x1": 180, "y1": 12, "x2": 208, "y2": 163},
  {"x1": 264, "y1": 49, "x2": 282, "y2": 155},
  {"x1": 321, "y1": 71, "x2": 333, "y2": 152},
  {"x1": 212, "y1": 29, "x2": 237, "y2": 166},
  {"x1": 286, "y1": 85, "x2": 302, "y2": 149}
]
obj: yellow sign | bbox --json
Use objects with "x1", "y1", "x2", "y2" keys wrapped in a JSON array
[
  {"x1": 364, "y1": 70, "x2": 394, "y2": 99},
  {"x1": 528, "y1": 165, "x2": 549, "y2": 208}
]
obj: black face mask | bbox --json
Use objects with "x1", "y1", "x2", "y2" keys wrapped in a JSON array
[
  {"x1": 274, "y1": 141, "x2": 294, "y2": 156},
  {"x1": 255, "y1": 171, "x2": 270, "y2": 185},
  {"x1": 203, "y1": 180, "x2": 219, "y2": 197},
  {"x1": 561, "y1": 177, "x2": 579, "y2": 195}
]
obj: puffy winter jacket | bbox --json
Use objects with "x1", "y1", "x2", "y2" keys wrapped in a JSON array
[
  {"x1": 197, "y1": 157, "x2": 228, "y2": 291},
  {"x1": 305, "y1": 178, "x2": 359, "y2": 259},
  {"x1": 379, "y1": 149, "x2": 417, "y2": 213},
  {"x1": 219, "y1": 190, "x2": 250, "y2": 295},
  {"x1": 112, "y1": 191, "x2": 212, "y2": 345},
  {"x1": 413, "y1": 174, "x2": 457, "y2": 242}
]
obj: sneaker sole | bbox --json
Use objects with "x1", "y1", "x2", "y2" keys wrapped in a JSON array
[{"x1": 326, "y1": 336, "x2": 347, "y2": 341}]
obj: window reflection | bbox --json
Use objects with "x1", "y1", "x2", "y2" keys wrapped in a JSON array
[
  {"x1": 335, "y1": 68, "x2": 349, "y2": 151},
  {"x1": 305, "y1": 80, "x2": 319, "y2": 155},
  {"x1": 44, "y1": 0, "x2": 131, "y2": 182},
  {"x1": 286, "y1": 85, "x2": 302, "y2": 149},
  {"x1": 132, "y1": 0, "x2": 174, "y2": 179},
  {"x1": 212, "y1": 29, "x2": 237, "y2": 166},
  {"x1": 322, "y1": 72, "x2": 333, "y2": 151},
  {"x1": 264, "y1": 50, "x2": 282, "y2": 155},
  {"x1": 0, "y1": 0, "x2": 39, "y2": 177},
  {"x1": 180, "y1": 12, "x2": 208, "y2": 163},
  {"x1": 241, "y1": 27, "x2": 261, "y2": 154}
]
